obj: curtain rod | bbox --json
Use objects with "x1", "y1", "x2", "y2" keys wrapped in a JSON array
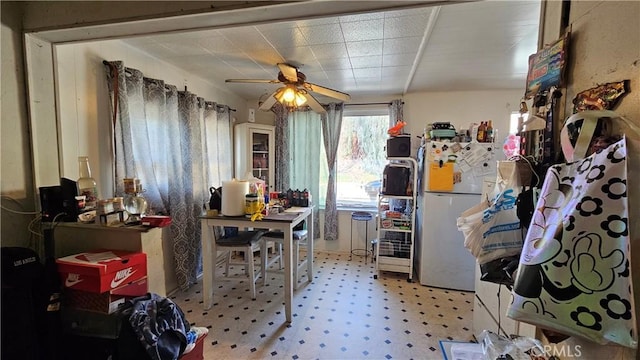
[{"x1": 344, "y1": 101, "x2": 404, "y2": 106}]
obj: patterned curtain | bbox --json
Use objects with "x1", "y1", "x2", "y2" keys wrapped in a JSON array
[
  {"x1": 273, "y1": 103, "x2": 290, "y2": 192},
  {"x1": 288, "y1": 109, "x2": 321, "y2": 239},
  {"x1": 321, "y1": 103, "x2": 344, "y2": 241},
  {"x1": 105, "y1": 61, "x2": 232, "y2": 290},
  {"x1": 389, "y1": 99, "x2": 404, "y2": 127}
]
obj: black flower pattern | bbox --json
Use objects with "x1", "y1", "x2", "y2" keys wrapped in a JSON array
[
  {"x1": 564, "y1": 215, "x2": 576, "y2": 231},
  {"x1": 601, "y1": 215, "x2": 628, "y2": 238},
  {"x1": 561, "y1": 176, "x2": 575, "y2": 184},
  {"x1": 570, "y1": 306, "x2": 602, "y2": 330},
  {"x1": 576, "y1": 196, "x2": 603, "y2": 216},
  {"x1": 586, "y1": 165, "x2": 605, "y2": 183},
  {"x1": 441, "y1": 144, "x2": 449, "y2": 151},
  {"x1": 601, "y1": 178, "x2": 627, "y2": 200},
  {"x1": 577, "y1": 157, "x2": 592, "y2": 174},
  {"x1": 607, "y1": 143, "x2": 625, "y2": 163},
  {"x1": 600, "y1": 294, "x2": 632, "y2": 320}
]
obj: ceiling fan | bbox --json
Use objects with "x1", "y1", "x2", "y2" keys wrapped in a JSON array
[{"x1": 225, "y1": 63, "x2": 351, "y2": 114}]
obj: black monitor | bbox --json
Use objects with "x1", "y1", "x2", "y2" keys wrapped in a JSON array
[{"x1": 39, "y1": 178, "x2": 78, "y2": 222}]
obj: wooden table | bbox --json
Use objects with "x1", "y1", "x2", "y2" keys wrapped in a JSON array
[{"x1": 200, "y1": 207, "x2": 313, "y2": 322}]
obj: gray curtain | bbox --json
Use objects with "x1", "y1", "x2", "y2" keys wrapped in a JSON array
[
  {"x1": 389, "y1": 99, "x2": 404, "y2": 128},
  {"x1": 273, "y1": 103, "x2": 290, "y2": 192},
  {"x1": 321, "y1": 103, "x2": 344, "y2": 241},
  {"x1": 105, "y1": 61, "x2": 232, "y2": 290}
]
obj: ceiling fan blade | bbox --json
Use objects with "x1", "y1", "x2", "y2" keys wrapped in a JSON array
[
  {"x1": 304, "y1": 92, "x2": 326, "y2": 114},
  {"x1": 225, "y1": 79, "x2": 280, "y2": 84},
  {"x1": 259, "y1": 90, "x2": 279, "y2": 111},
  {"x1": 277, "y1": 63, "x2": 298, "y2": 83},
  {"x1": 304, "y1": 82, "x2": 351, "y2": 101}
]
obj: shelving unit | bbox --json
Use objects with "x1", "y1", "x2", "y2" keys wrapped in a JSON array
[
  {"x1": 374, "y1": 157, "x2": 418, "y2": 282},
  {"x1": 234, "y1": 123, "x2": 275, "y2": 191}
]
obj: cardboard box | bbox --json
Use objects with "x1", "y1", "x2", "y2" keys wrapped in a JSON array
[
  {"x1": 57, "y1": 249, "x2": 147, "y2": 293},
  {"x1": 64, "y1": 276, "x2": 149, "y2": 314}
]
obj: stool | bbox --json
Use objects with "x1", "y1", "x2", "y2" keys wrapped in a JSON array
[
  {"x1": 261, "y1": 229, "x2": 309, "y2": 289},
  {"x1": 350, "y1": 211, "x2": 373, "y2": 262}
]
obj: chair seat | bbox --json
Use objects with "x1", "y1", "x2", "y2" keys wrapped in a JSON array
[
  {"x1": 216, "y1": 230, "x2": 266, "y2": 246},
  {"x1": 262, "y1": 229, "x2": 308, "y2": 241}
]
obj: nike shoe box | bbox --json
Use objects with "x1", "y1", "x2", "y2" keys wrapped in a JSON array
[
  {"x1": 57, "y1": 249, "x2": 147, "y2": 293},
  {"x1": 180, "y1": 333, "x2": 207, "y2": 360},
  {"x1": 63, "y1": 277, "x2": 148, "y2": 314}
]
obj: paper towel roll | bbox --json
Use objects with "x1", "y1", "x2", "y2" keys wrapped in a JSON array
[{"x1": 222, "y1": 179, "x2": 249, "y2": 216}]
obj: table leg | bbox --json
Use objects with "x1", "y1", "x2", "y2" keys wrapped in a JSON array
[
  {"x1": 201, "y1": 222, "x2": 215, "y2": 310},
  {"x1": 306, "y1": 209, "x2": 314, "y2": 284},
  {"x1": 283, "y1": 225, "x2": 293, "y2": 322}
]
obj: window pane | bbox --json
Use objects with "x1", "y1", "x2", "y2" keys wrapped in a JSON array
[{"x1": 319, "y1": 115, "x2": 389, "y2": 208}]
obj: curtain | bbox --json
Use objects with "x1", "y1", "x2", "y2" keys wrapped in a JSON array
[
  {"x1": 105, "y1": 61, "x2": 232, "y2": 290},
  {"x1": 288, "y1": 109, "x2": 321, "y2": 239},
  {"x1": 321, "y1": 103, "x2": 344, "y2": 241},
  {"x1": 273, "y1": 103, "x2": 290, "y2": 192},
  {"x1": 389, "y1": 99, "x2": 404, "y2": 127}
]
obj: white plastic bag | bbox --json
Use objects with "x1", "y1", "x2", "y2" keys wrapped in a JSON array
[{"x1": 457, "y1": 161, "x2": 524, "y2": 265}]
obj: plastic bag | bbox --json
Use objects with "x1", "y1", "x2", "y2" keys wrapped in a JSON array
[
  {"x1": 479, "y1": 330, "x2": 550, "y2": 360},
  {"x1": 457, "y1": 161, "x2": 524, "y2": 265}
]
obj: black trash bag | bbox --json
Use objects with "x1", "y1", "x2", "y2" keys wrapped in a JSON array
[{"x1": 479, "y1": 256, "x2": 520, "y2": 288}]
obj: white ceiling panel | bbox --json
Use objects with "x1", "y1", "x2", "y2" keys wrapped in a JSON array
[{"x1": 121, "y1": 0, "x2": 541, "y2": 102}]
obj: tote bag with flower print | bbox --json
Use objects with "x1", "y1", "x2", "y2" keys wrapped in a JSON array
[{"x1": 508, "y1": 137, "x2": 637, "y2": 348}]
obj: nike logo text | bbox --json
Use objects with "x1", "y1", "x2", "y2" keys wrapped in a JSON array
[
  {"x1": 110, "y1": 267, "x2": 136, "y2": 288},
  {"x1": 65, "y1": 273, "x2": 84, "y2": 287}
]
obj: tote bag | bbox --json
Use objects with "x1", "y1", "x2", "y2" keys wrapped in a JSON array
[{"x1": 508, "y1": 137, "x2": 637, "y2": 348}]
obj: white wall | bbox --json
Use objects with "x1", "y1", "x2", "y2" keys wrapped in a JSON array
[
  {"x1": 55, "y1": 40, "x2": 249, "y2": 199},
  {"x1": 404, "y1": 89, "x2": 525, "y2": 147}
]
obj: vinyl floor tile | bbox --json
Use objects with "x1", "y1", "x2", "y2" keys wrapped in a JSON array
[{"x1": 171, "y1": 251, "x2": 474, "y2": 359}]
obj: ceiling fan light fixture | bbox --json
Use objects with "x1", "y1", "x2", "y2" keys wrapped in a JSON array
[
  {"x1": 282, "y1": 86, "x2": 297, "y2": 102},
  {"x1": 294, "y1": 92, "x2": 307, "y2": 106}
]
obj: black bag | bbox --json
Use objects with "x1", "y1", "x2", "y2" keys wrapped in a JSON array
[{"x1": 208, "y1": 186, "x2": 222, "y2": 211}]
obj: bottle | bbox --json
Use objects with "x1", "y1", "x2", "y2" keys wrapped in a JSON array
[
  {"x1": 476, "y1": 122, "x2": 486, "y2": 142},
  {"x1": 77, "y1": 156, "x2": 98, "y2": 210},
  {"x1": 486, "y1": 120, "x2": 494, "y2": 142}
]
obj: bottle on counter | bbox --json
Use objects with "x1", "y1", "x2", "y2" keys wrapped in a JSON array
[
  {"x1": 476, "y1": 121, "x2": 486, "y2": 142},
  {"x1": 486, "y1": 120, "x2": 494, "y2": 142},
  {"x1": 77, "y1": 156, "x2": 98, "y2": 210}
]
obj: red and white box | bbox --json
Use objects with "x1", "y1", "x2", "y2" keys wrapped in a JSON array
[
  {"x1": 64, "y1": 276, "x2": 149, "y2": 314},
  {"x1": 56, "y1": 249, "x2": 147, "y2": 293}
]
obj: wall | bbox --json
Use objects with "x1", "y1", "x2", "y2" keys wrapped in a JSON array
[
  {"x1": 537, "y1": 1, "x2": 640, "y2": 358},
  {"x1": 55, "y1": 40, "x2": 249, "y2": 199},
  {"x1": 1, "y1": 2, "x2": 37, "y2": 249}
]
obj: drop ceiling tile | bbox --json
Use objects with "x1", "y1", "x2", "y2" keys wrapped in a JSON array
[
  {"x1": 382, "y1": 53, "x2": 416, "y2": 67},
  {"x1": 311, "y1": 43, "x2": 349, "y2": 59},
  {"x1": 385, "y1": 6, "x2": 433, "y2": 18},
  {"x1": 317, "y1": 57, "x2": 352, "y2": 71},
  {"x1": 383, "y1": 13, "x2": 431, "y2": 38},
  {"x1": 346, "y1": 39, "x2": 383, "y2": 57},
  {"x1": 323, "y1": 69, "x2": 355, "y2": 81},
  {"x1": 123, "y1": 41, "x2": 177, "y2": 58},
  {"x1": 381, "y1": 66, "x2": 412, "y2": 78},
  {"x1": 295, "y1": 17, "x2": 340, "y2": 27},
  {"x1": 353, "y1": 68, "x2": 381, "y2": 79},
  {"x1": 339, "y1": 12, "x2": 384, "y2": 23},
  {"x1": 350, "y1": 55, "x2": 382, "y2": 69},
  {"x1": 156, "y1": 39, "x2": 209, "y2": 56},
  {"x1": 258, "y1": 27, "x2": 308, "y2": 48},
  {"x1": 297, "y1": 23, "x2": 345, "y2": 45},
  {"x1": 382, "y1": 37, "x2": 422, "y2": 55},
  {"x1": 195, "y1": 36, "x2": 237, "y2": 54},
  {"x1": 340, "y1": 19, "x2": 384, "y2": 41},
  {"x1": 245, "y1": 48, "x2": 286, "y2": 68},
  {"x1": 277, "y1": 46, "x2": 320, "y2": 65},
  {"x1": 217, "y1": 26, "x2": 272, "y2": 51}
]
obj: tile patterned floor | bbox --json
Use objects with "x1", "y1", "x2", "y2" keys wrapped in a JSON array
[{"x1": 171, "y1": 251, "x2": 474, "y2": 360}]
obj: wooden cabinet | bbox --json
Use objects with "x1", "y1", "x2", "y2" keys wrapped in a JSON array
[
  {"x1": 234, "y1": 123, "x2": 275, "y2": 191},
  {"x1": 53, "y1": 223, "x2": 177, "y2": 297}
]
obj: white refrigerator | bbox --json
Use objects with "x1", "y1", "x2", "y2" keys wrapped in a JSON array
[{"x1": 415, "y1": 141, "x2": 497, "y2": 291}]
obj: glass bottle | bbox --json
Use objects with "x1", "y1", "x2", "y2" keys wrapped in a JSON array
[{"x1": 77, "y1": 156, "x2": 98, "y2": 210}]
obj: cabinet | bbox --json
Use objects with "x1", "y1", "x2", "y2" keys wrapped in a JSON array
[
  {"x1": 234, "y1": 123, "x2": 275, "y2": 191},
  {"x1": 374, "y1": 157, "x2": 417, "y2": 281}
]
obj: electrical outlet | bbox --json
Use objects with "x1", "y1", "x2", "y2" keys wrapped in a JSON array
[{"x1": 248, "y1": 108, "x2": 256, "y2": 122}]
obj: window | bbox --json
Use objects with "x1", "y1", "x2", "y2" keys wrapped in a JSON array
[
  {"x1": 319, "y1": 114, "x2": 389, "y2": 208},
  {"x1": 509, "y1": 111, "x2": 529, "y2": 134}
]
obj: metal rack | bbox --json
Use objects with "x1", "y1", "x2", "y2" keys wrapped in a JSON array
[{"x1": 374, "y1": 157, "x2": 417, "y2": 282}]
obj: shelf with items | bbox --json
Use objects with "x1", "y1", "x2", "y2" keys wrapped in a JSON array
[
  {"x1": 374, "y1": 156, "x2": 417, "y2": 282},
  {"x1": 235, "y1": 123, "x2": 275, "y2": 191}
]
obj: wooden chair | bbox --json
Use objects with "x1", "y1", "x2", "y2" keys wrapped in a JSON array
[
  {"x1": 260, "y1": 229, "x2": 309, "y2": 289},
  {"x1": 214, "y1": 230, "x2": 266, "y2": 299}
]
